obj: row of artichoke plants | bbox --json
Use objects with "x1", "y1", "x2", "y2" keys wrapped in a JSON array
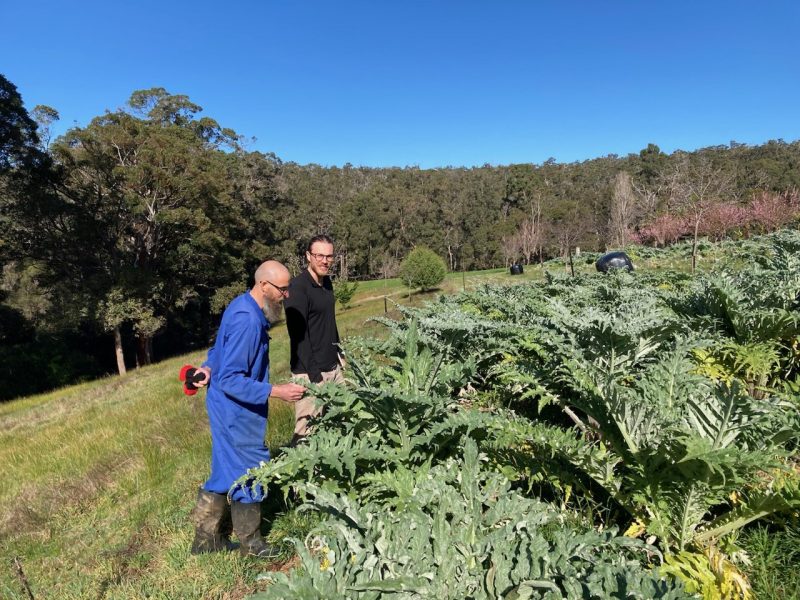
[{"x1": 244, "y1": 230, "x2": 800, "y2": 599}]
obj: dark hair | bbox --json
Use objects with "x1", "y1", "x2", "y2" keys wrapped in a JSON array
[{"x1": 307, "y1": 234, "x2": 334, "y2": 252}]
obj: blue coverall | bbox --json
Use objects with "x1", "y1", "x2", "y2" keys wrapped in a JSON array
[{"x1": 201, "y1": 293, "x2": 273, "y2": 503}]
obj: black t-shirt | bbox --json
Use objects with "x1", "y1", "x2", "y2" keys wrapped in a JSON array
[{"x1": 284, "y1": 269, "x2": 340, "y2": 383}]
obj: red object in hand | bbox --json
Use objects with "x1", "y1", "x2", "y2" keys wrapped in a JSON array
[{"x1": 179, "y1": 364, "x2": 205, "y2": 396}]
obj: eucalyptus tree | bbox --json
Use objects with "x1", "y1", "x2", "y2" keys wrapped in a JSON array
[
  {"x1": 609, "y1": 171, "x2": 636, "y2": 248},
  {"x1": 0, "y1": 75, "x2": 41, "y2": 171},
  {"x1": 0, "y1": 74, "x2": 52, "y2": 254},
  {"x1": 38, "y1": 89, "x2": 249, "y2": 373},
  {"x1": 0, "y1": 75, "x2": 57, "y2": 326}
]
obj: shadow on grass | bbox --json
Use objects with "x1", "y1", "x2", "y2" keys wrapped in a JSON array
[{"x1": 401, "y1": 287, "x2": 443, "y2": 300}]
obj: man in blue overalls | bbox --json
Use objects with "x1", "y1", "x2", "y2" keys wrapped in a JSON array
[{"x1": 190, "y1": 260, "x2": 305, "y2": 557}]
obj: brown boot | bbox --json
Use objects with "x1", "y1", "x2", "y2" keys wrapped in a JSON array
[
  {"x1": 190, "y1": 488, "x2": 234, "y2": 554},
  {"x1": 231, "y1": 501, "x2": 281, "y2": 559}
]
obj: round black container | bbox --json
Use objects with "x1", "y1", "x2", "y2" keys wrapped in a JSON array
[
  {"x1": 510, "y1": 263, "x2": 524, "y2": 275},
  {"x1": 595, "y1": 251, "x2": 634, "y2": 273}
]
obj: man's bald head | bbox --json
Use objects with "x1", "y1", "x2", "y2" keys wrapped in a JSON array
[
  {"x1": 254, "y1": 260, "x2": 289, "y2": 286},
  {"x1": 251, "y1": 260, "x2": 291, "y2": 316}
]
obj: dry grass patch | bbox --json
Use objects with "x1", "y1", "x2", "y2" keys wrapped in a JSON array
[{"x1": 0, "y1": 453, "x2": 141, "y2": 542}]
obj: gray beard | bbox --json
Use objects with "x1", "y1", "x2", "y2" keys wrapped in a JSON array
[{"x1": 263, "y1": 299, "x2": 284, "y2": 324}]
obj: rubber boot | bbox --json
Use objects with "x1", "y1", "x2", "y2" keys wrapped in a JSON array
[
  {"x1": 190, "y1": 488, "x2": 234, "y2": 554},
  {"x1": 231, "y1": 501, "x2": 281, "y2": 559}
]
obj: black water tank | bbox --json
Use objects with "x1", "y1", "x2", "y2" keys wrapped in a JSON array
[
  {"x1": 596, "y1": 251, "x2": 634, "y2": 273},
  {"x1": 510, "y1": 263, "x2": 524, "y2": 275}
]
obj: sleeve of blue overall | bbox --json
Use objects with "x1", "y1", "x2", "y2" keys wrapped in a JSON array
[
  {"x1": 201, "y1": 346, "x2": 215, "y2": 371},
  {"x1": 216, "y1": 310, "x2": 272, "y2": 405}
]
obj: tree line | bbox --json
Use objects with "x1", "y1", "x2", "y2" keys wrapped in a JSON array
[{"x1": 1, "y1": 74, "x2": 799, "y2": 399}]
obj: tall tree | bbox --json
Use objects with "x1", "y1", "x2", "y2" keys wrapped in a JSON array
[
  {"x1": 18, "y1": 89, "x2": 248, "y2": 373},
  {"x1": 664, "y1": 154, "x2": 734, "y2": 272},
  {"x1": 0, "y1": 74, "x2": 54, "y2": 303},
  {"x1": 609, "y1": 171, "x2": 636, "y2": 248},
  {"x1": 548, "y1": 198, "x2": 592, "y2": 276},
  {"x1": 0, "y1": 74, "x2": 43, "y2": 172},
  {"x1": 638, "y1": 143, "x2": 667, "y2": 184},
  {"x1": 31, "y1": 105, "x2": 60, "y2": 149},
  {"x1": 0, "y1": 75, "x2": 51, "y2": 234}
]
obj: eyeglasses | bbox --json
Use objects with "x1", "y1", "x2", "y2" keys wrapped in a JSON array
[
  {"x1": 309, "y1": 253, "x2": 335, "y2": 262},
  {"x1": 263, "y1": 280, "x2": 290, "y2": 296}
]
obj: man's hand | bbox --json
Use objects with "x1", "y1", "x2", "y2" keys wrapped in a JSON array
[
  {"x1": 270, "y1": 382, "x2": 306, "y2": 402},
  {"x1": 194, "y1": 367, "x2": 211, "y2": 388},
  {"x1": 179, "y1": 364, "x2": 210, "y2": 396}
]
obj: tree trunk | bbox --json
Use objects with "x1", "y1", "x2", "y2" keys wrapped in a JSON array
[
  {"x1": 136, "y1": 334, "x2": 152, "y2": 367},
  {"x1": 568, "y1": 248, "x2": 575, "y2": 277},
  {"x1": 114, "y1": 326, "x2": 126, "y2": 375},
  {"x1": 692, "y1": 218, "x2": 700, "y2": 274}
]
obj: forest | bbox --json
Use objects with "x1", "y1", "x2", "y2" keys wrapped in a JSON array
[{"x1": 2, "y1": 73, "x2": 799, "y2": 400}]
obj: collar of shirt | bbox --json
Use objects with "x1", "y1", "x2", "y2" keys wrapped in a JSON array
[
  {"x1": 243, "y1": 292, "x2": 270, "y2": 329},
  {"x1": 303, "y1": 269, "x2": 329, "y2": 289}
]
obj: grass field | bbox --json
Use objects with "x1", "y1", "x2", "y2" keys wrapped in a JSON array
[{"x1": 0, "y1": 265, "x2": 557, "y2": 600}]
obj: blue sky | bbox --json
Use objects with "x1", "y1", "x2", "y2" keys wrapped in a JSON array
[{"x1": 2, "y1": 1, "x2": 799, "y2": 168}]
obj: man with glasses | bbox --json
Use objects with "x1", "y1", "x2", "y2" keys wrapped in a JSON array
[
  {"x1": 188, "y1": 260, "x2": 305, "y2": 558},
  {"x1": 285, "y1": 234, "x2": 345, "y2": 445}
]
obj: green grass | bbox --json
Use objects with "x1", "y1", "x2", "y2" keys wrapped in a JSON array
[{"x1": 739, "y1": 524, "x2": 800, "y2": 599}]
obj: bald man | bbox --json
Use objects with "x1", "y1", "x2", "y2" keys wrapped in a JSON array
[{"x1": 189, "y1": 261, "x2": 305, "y2": 558}]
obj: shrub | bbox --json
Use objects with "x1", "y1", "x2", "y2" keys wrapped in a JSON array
[
  {"x1": 334, "y1": 280, "x2": 358, "y2": 310},
  {"x1": 399, "y1": 247, "x2": 446, "y2": 292}
]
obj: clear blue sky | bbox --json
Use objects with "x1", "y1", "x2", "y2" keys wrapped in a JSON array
[{"x1": 2, "y1": 1, "x2": 799, "y2": 168}]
